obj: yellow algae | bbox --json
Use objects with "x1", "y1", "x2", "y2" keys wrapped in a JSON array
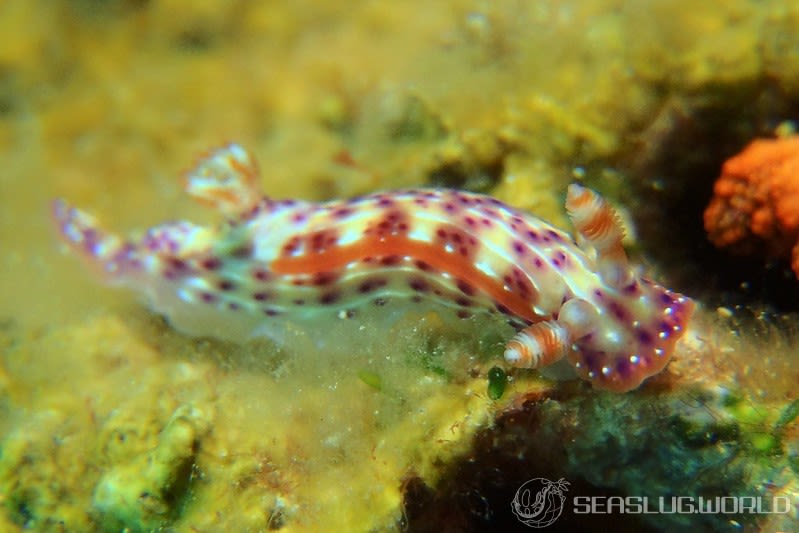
[
  {"x1": 92, "y1": 405, "x2": 213, "y2": 532},
  {"x1": 623, "y1": 0, "x2": 761, "y2": 89},
  {"x1": 491, "y1": 155, "x2": 566, "y2": 228},
  {"x1": 0, "y1": 301, "x2": 531, "y2": 530},
  {"x1": 1, "y1": 0, "x2": 784, "y2": 330}
]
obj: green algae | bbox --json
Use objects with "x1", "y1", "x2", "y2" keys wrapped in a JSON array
[
  {"x1": 356, "y1": 369, "x2": 383, "y2": 391},
  {"x1": 775, "y1": 398, "x2": 799, "y2": 431},
  {"x1": 486, "y1": 366, "x2": 506, "y2": 400},
  {"x1": 492, "y1": 386, "x2": 796, "y2": 531}
]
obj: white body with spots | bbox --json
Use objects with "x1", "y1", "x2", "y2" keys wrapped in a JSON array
[{"x1": 53, "y1": 144, "x2": 694, "y2": 391}]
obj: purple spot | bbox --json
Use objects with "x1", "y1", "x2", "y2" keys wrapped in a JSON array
[
  {"x1": 380, "y1": 255, "x2": 402, "y2": 266},
  {"x1": 526, "y1": 230, "x2": 539, "y2": 242},
  {"x1": 253, "y1": 269, "x2": 270, "y2": 282},
  {"x1": 534, "y1": 258, "x2": 544, "y2": 268},
  {"x1": 455, "y1": 297, "x2": 472, "y2": 307},
  {"x1": 312, "y1": 271, "x2": 339, "y2": 286},
  {"x1": 581, "y1": 352, "x2": 599, "y2": 371},
  {"x1": 264, "y1": 308, "x2": 281, "y2": 316},
  {"x1": 408, "y1": 277, "x2": 430, "y2": 292},
  {"x1": 200, "y1": 292, "x2": 216, "y2": 303},
  {"x1": 167, "y1": 258, "x2": 187, "y2": 271},
  {"x1": 253, "y1": 292, "x2": 271, "y2": 301},
  {"x1": 377, "y1": 197, "x2": 394, "y2": 207},
  {"x1": 291, "y1": 212, "x2": 307, "y2": 224},
  {"x1": 456, "y1": 310, "x2": 472, "y2": 319},
  {"x1": 443, "y1": 202, "x2": 457, "y2": 213},
  {"x1": 332, "y1": 207, "x2": 353, "y2": 218},
  {"x1": 546, "y1": 230, "x2": 561, "y2": 241},
  {"x1": 228, "y1": 302, "x2": 240, "y2": 311},
  {"x1": 415, "y1": 260, "x2": 433, "y2": 272},
  {"x1": 282, "y1": 238, "x2": 300, "y2": 255},
  {"x1": 456, "y1": 279, "x2": 475, "y2": 296},
  {"x1": 319, "y1": 291, "x2": 341, "y2": 305},
  {"x1": 201, "y1": 257, "x2": 221, "y2": 270},
  {"x1": 464, "y1": 216, "x2": 476, "y2": 227},
  {"x1": 636, "y1": 330, "x2": 653, "y2": 346},
  {"x1": 659, "y1": 292, "x2": 673, "y2": 304},
  {"x1": 480, "y1": 218, "x2": 492, "y2": 227},
  {"x1": 512, "y1": 241, "x2": 525, "y2": 255},
  {"x1": 358, "y1": 277, "x2": 388, "y2": 293},
  {"x1": 608, "y1": 301, "x2": 628, "y2": 321},
  {"x1": 218, "y1": 280, "x2": 235, "y2": 291},
  {"x1": 615, "y1": 357, "x2": 632, "y2": 377},
  {"x1": 373, "y1": 297, "x2": 387, "y2": 306}
]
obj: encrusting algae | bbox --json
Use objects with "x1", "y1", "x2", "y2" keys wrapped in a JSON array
[
  {"x1": 1, "y1": 0, "x2": 799, "y2": 531},
  {"x1": 705, "y1": 133, "x2": 799, "y2": 278},
  {"x1": 1, "y1": 311, "x2": 533, "y2": 531}
]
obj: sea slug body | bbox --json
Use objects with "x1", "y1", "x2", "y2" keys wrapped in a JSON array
[{"x1": 53, "y1": 144, "x2": 694, "y2": 392}]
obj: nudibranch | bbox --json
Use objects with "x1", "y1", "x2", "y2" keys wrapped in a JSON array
[{"x1": 53, "y1": 144, "x2": 694, "y2": 392}]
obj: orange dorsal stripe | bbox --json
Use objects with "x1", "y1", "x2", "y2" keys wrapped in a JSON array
[{"x1": 271, "y1": 235, "x2": 542, "y2": 322}]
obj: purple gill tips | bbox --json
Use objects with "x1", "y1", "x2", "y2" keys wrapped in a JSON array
[{"x1": 52, "y1": 198, "x2": 136, "y2": 280}]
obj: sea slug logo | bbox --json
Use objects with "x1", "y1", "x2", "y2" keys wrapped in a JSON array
[{"x1": 511, "y1": 477, "x2": 570, "y2": 528}]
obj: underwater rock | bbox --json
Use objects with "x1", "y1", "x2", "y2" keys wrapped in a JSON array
[
  {"x1": 404, "y1": 383, "x2": 799, "y2": 531},
  {"x1": 91, "y1": 404, "x2": 211, "y2": 532}
]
